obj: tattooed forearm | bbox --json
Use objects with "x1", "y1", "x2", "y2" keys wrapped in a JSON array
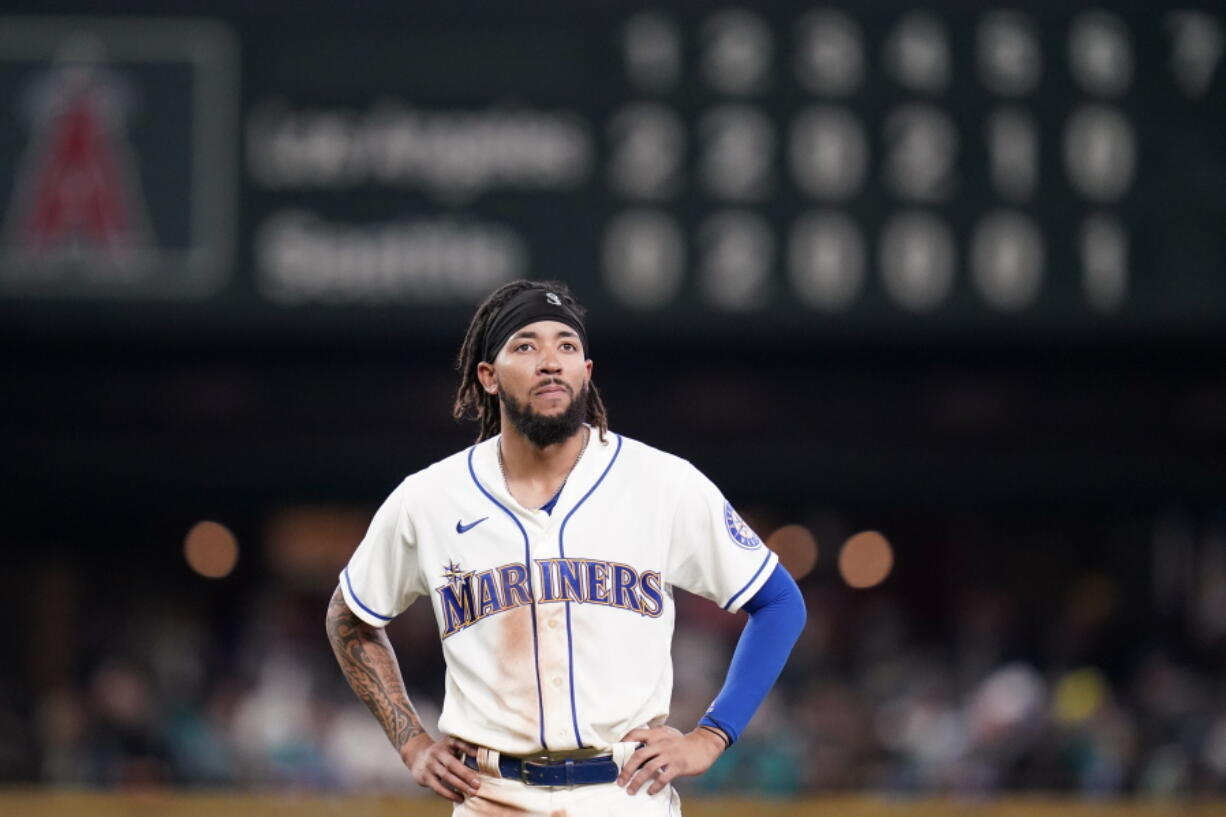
[{"x1": 326, "y1": 586, "x2": 426, "y2": 750}]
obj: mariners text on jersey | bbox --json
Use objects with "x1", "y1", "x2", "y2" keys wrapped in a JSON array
[{"x1": 437, "y1": 558, "x2": 664, "y2": 638}]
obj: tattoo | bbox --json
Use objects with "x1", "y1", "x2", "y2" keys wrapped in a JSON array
[{"x1": 326, "y1": 586, "x2": 425, "y2": 750}]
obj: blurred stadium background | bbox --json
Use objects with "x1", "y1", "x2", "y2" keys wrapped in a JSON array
[{"x1": 2, "y1": 0, "x2": 1225, "y2": 814}]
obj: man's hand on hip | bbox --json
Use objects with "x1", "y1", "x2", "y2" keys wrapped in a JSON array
[
  {"x1": 616, "y1": 725, "x2": 726, "y2": 795},
  {"x1": 401, "y1": 733, "x2": 482, "y2": 802}
]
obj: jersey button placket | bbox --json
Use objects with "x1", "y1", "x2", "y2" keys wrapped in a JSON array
[{"x1": 532, "y1": 528, "x2": 576, "y2": 750}]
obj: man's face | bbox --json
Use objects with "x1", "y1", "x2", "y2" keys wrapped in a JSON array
[{"x1": 478, "y1": 320, "x2": 592, "y2": 446}]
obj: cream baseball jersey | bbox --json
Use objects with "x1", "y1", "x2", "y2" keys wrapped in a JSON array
[{"x1": 339, "y1": 428, "x2": 778, "y2": 756}]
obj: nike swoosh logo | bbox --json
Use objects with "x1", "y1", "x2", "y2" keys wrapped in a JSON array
[{"x1": 456, "y1": 517, "x2": 489, "y2": 534}]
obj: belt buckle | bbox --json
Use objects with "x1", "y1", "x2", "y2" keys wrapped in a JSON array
[{"x1": 519, "y1": 753, "x2": 553, "y2": 785}]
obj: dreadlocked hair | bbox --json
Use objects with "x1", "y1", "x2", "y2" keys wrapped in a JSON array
[{"x1": 453, "y1": 279, "x2": 609, "y2": 443}]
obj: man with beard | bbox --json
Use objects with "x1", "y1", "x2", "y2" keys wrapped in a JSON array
[{"x1": 326, "y1": 280, "x2": 805, "y2": 816}]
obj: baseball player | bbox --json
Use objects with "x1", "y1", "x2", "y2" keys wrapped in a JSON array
[{"x1": 326, "y1": 280, "x2": 805, "y2": 815}]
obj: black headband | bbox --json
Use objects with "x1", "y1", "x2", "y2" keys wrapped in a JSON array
[{"x1": 482, "y1": 288, "x2": 590, "y2": 364}]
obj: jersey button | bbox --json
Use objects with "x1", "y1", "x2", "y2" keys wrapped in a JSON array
[
  {"x1": 547, "y1": 619, "x2": 559, "y2": 629},
  {"x1": 553, "y1": 677, "x2": 563, "y2": 687}
]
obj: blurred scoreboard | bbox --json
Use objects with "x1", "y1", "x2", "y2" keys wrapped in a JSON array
[{"x1": 1, "y1": 3, "x2": 1224, "y2": 342}]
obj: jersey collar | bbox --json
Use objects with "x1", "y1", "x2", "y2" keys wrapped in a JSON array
[{"x1": 471, "y1": 425, "x2": 618, "y2": 523}]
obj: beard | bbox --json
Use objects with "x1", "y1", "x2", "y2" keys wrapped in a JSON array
[{"x1": 500, "y1": 380, "x2": 589, "y2": 448}]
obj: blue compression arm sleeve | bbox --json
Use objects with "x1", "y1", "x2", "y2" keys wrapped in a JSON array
[{"x1": 698, "y1": 563, "x2": 806, "y2": 745}]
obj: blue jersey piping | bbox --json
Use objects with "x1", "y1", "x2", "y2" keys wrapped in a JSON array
[
  {"x1": 723, "y1": 550, "x2": 774, "y2": 611},
  {"x1": 467, "y1": 445, "x2": 550, "y2": 750},
  {"x1": 343, "y1": 566, "x2": 395, "y2": 621},
  {"x1": 557, "y1": 433, "x2": 624, "y2": 749}
]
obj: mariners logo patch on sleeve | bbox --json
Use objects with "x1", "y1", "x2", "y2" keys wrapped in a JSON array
[{"x1": 723, "y1": 502, "x2": 762, "y2": 550}]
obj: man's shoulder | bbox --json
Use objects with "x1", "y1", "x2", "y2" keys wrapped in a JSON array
[{"x1": 610, "y1": 432, "x2": 700, "y2": 477}]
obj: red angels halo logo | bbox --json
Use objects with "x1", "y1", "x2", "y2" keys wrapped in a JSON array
[{"x1": 5, "y1": 41, "x2": 152, "y2": 277}]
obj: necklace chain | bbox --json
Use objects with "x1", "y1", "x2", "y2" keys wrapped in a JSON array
[{"x1": 498, "y1": 426, "x2": 590, "y2": 499}]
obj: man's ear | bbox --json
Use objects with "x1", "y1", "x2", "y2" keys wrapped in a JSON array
[{"x1": 477, "y1": 362, "x2": 498, "y2": 394}]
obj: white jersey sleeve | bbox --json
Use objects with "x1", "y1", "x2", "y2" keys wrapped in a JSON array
[
  {"x1": 339, "y1": 477, "x2": 427, "y2": 628},
  {"x1": 664, "y1": 461, "x2": 778, "y2": 612}
]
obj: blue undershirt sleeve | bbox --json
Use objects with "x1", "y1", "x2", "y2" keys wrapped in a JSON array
[{"x1": 697, "y1": 562, "x2": 806, "y2": 745}]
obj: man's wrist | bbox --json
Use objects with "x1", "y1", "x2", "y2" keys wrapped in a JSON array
[
  {"x1": 694, "y1": 725, "x2": 730, "y2": 752},
  {"x1": 399, "y1": 731, "x2": 434, "y2": 763}
]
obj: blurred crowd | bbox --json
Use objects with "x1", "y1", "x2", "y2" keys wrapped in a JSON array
[{"x1": 3, "y1": 540, "x2": 1226, "y2": 799}]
